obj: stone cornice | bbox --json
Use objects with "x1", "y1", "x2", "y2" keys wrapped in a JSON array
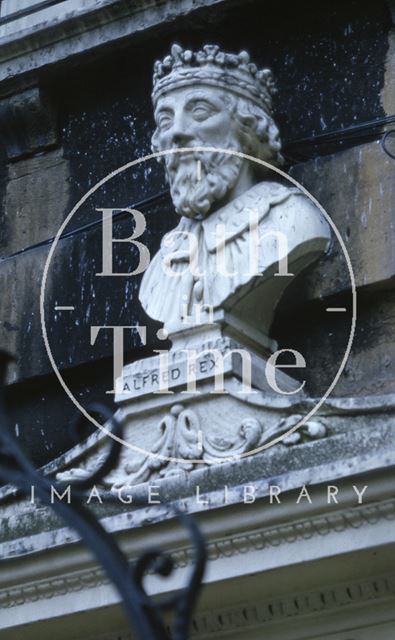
[
  {"x1": 0, "y1": 567, "x2": 107, "y2": 610},
  {"x1": 1, "y1": 439, "x2": 395, "y2": 555},
  {"x1": 1, "y1": 387, "x2": 393, "y2": 502},
  {"x1": 0, "y1": 0, "x2": 234, "y2": 93},
  {"x1": 1, "y1": 483, "x2": 395, "y2": 610},
  {"x1": 1, "y1": 561, "x2": 395, "y2": 635},
  {"x1": 28, "y1": 571, "x2": 394, "y2": 640},
  {"x1": 190, "y1": 574, "x2": 395, "y2": 636}
]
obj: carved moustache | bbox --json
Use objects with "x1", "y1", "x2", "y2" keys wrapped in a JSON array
[{"x1": 165, "y1": 146, "x2": 244, "y2": 218}]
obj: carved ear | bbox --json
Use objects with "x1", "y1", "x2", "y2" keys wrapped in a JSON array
[{"x1": 255, "y1": 114, "x2": 270, "y2": 139}]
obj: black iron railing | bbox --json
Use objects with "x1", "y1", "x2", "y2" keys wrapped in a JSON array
[{"x1": 0, "y1": 351, "x2": 206, "y2": 640}]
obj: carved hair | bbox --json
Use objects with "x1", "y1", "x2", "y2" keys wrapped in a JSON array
[{"x1": 223, "y1": 93, "x2": 284, "y2": 169}]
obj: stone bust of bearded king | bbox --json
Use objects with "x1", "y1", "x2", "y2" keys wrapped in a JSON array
[{"x1": 140, "y1": 44, "x2": 331, "y2": 346}]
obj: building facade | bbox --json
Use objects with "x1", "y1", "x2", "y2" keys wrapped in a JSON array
[{"x1": 0, "y1": 1, "x2": 395, "y2": 638}]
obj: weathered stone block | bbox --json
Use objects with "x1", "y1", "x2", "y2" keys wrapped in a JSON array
[
  {"x1": 0, "y1": 245, "x2": 48, "y2": 384},
  {"x1": 0, "y1": 221, "x2": 156, "y2": 384},
  {"x1": 382, "y1": 22, "x2": 395, "y2": 114},
  {"x1": 2, "y1": 149, "x2": 69, "y2": 256},
  {"x1": 290, "y1": 141, "x2": 395, "y2": 298},
  {"x1": 339, "y1": 291, "x2": 395, "y2": 397},
  {"x1": 0, "y1": 86, "x2": 57, "y2": 161}
]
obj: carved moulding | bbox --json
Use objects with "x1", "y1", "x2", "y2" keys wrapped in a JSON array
[
  {"x1": 56, "y1": 382, "x2": 329, "y2": 491},
  {"x1": 52, "y1": 378, "x2": 395, "y2": 492},
  {"x1": 106, "y1": 407, "x2": 326, "y2": 488},
  {"x1": 9, "y1": 385, "x2": 386, "y2": 496},
  {"x1": 1, "y1": 492, "x2": 395, "y2": 619}
]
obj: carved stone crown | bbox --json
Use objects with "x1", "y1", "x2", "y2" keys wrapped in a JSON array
[{"x1": 152, "y1": 44, "x2": 276, "y2": 114}]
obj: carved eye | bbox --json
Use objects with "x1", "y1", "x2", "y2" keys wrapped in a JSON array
[
  {"x1": 157, "y1": 112, "x2": 173, "y2": 130},
  {"x1": 190, "y1": 102, "x2": 216, "y2": 121}
]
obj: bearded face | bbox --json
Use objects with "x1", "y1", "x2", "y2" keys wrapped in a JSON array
[
  {"x1": 152, "y1": 87, "x2": 248, "y2": 219},
  {"x1": 164, "y1": 146, "x2": 244, "y2": 219}
]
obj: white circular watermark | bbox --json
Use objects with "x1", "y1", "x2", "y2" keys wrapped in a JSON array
[{"x1": 40, "y1": 147, "x2": 357, "y2": 465}]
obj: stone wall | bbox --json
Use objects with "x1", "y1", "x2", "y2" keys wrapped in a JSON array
[
  {"x1": 1, "y1": 3, "x2": 395, "y2": 640},
  {"x1": 0, "y1": 0, "x2": 392, "y2": 464}
]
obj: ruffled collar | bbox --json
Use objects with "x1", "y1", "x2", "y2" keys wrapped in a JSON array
[{"x1": 161, "y1": 180, "x2": 299, "y2": 255}]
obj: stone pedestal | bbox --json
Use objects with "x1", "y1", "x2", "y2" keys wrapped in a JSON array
[{"x1": 102, "y1": 323, "x2": 304, "y2": 488}]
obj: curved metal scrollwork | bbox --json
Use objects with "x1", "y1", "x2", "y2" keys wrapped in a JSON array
[{"x1": 0, "y1": 351, "x2": 206, "y2": 640}]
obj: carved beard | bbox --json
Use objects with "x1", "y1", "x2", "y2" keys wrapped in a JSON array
[{"x1": 165, "y1": 144, "x2": 244, "y2": 220}]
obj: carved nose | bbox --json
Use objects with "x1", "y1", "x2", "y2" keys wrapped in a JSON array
[
  {"x1": 171, "y1": 131, "x2": 192, "y2": 146},
  {"x1": 168, "y1": 113, "x2": 193, "y2": 146}
]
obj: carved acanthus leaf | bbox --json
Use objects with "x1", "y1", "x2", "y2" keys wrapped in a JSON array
[{"x1": 57, "y1": 409, "x2": 327, "y2": 490}]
